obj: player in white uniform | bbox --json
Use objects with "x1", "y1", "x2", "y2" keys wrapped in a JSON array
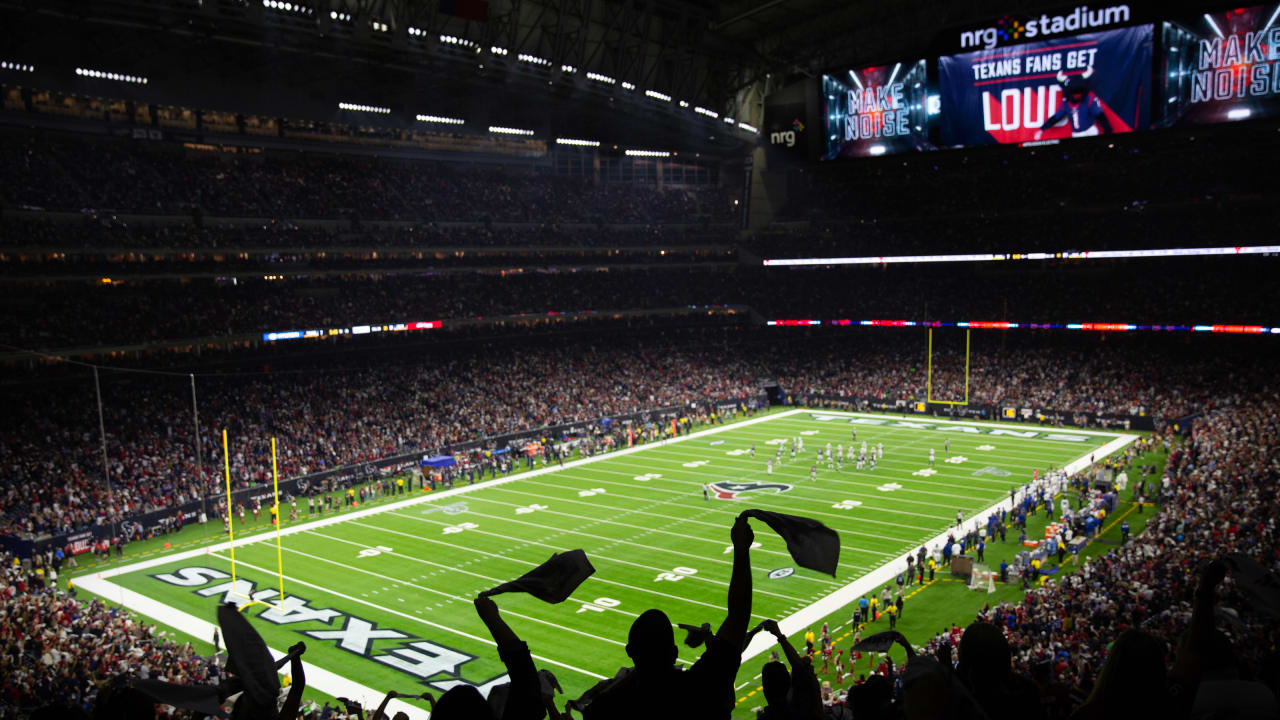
[
  {"x1": 877, "y1": 443, "x2": 884, "y2": 461},
  {"x1": 767, "y1": 459, "x2": 773, "y2": 474},
  {"x1": 929, "y1": 449, "x2": 936, "y2": 466}
]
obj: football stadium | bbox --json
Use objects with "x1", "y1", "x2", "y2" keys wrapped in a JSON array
[{"x1": 1, "y1": 1, "x2": 1278, "y2": 719}]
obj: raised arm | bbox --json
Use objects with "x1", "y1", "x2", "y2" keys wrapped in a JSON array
[
  {"x1": 716, "y1": 515, "x2": 754, "y2": 650},
  {"x1": 475, "y1": 595, "x2": 544, "y2": 720}
]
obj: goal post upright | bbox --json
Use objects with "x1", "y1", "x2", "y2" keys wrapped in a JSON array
[
  {"x1": 222, "y1": 429, "x2": 239, "y2": 590},
  {"x1": 271, "y1": 437, "x2": 286, "y2": 612}
]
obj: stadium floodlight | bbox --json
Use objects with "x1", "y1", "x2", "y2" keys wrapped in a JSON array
[
  {"x1": 560, "y1": 64, "x2": 577, "y2": 73},
  {"x1": 555, "y1": 138, "x2": 600, "y2": 147},
  {"x1": 1, "y1": 61, "x2": 34, "y2": 72},
  {"x1": 694, "y1": 106, "x2": 718, "y2": 119},
  {"x1": 407, "y1": 27, "x2": 422, "y2": 36},
  {"x1": 263, "y1": 0, "x2": 311, "y2": 13},
  {"x1": 416, "y1": 114, "x2": 465, "y2": 125},
  {"x1": 75, "y1": 67, "x2": 147, "y2": 84},
  {"x1": 338, "y1": 102, "x2": 391, "y2": 114},
  {"x1": 518, "y1": 53, "x2": 550, "y2": 66},
  {"x1": 737, "y1": 122, "x2": 758, "y2": 133},
  {"x1": 723, "y1": 116, "x2": 734, "y2": 124},
  {"x1": 869, "y1": 145, "x2": 887, "y2": 155},
  {"x1": 621, "y1": 81, "x2": 635, "y2": 90},
  {"x1": 489, "y1": 125, "x2": 534, "y2": 135},
  {"x1": 329, "y1": 10, "x2": 351, "y2": 21},
  {"x1": 586, "y1": 71, "x2": 615, "y2": 84},
  {"x1": 490, "y1": 46, "x2": 509, "y2": 55},
  {"x1": 440, "y1": 34, "x2": 477, "y2": 48},
  {"x1": 1227, "y1": 108, "x2": 1251, "y2": 120},
  {"x1": 644, "y1": 89, "x2": 672, "y2": 102},
  {"x1": 678, "y1": 100, "x2": 689, "y2": 108},
  {"x1": 625, "y1": 149, "x2": 669, "y2": 157}
]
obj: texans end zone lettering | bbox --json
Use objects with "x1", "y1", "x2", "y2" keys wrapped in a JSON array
[
  {"x1": 708, "y1": 481, "x2": 794, "y2": 500},
  {"x1": 151, "y1": 567, "x2": 504, "y2": 692},
  {"x1": 939, "y1": 25, "x2": 1152, "y2": 146}
]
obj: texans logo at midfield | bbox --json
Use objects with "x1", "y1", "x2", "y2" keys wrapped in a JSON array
[{"x1": 709, "y1": 481, "x2": 793, "y2": 500}]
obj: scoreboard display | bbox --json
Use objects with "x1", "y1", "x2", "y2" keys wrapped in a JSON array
[
  {"x1": 938, "y1": 25, "x2": 1151, "y2": 146},
  {"x1": 1159, "y1": 4, "x2": 1280, "y2": 126},
  {"x1": 821, "y1": 60, "x2": 934, "y2": 158},
  {"x1": 783, "y1": 2, "x2": 1279, "y2": 161}
]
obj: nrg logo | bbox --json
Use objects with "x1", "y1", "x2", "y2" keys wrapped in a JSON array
[{"x1": 770, "y1": 118, "x2": 805, "y2": 147}]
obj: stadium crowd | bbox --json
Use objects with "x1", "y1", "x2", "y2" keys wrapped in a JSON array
[
  {"x1": 2, "y1": 400, "x2": 1276, "y2": 719},
  {"x1": 0, "y1": 339, "x2": 762, "y2": 536},
  {"x1": 0, "y1": 133, "x2": 736, "y2": 223}
]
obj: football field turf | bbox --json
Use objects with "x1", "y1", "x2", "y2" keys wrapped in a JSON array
[{"x1": 76, "y1": 409, "x2": 1135, "y2": 718}]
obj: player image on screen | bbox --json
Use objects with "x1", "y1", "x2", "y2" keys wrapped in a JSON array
[{"x1": 1034, "y1": 67, "x2": 1113, "y2": 139}]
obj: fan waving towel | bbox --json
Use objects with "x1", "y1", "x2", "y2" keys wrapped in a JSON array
[
  {"x1": 740, "y1": 509, "x2": 840, "y2": 576},
  {"x1": 480, "y1": 549, "x2": 595, "y2": 603}
]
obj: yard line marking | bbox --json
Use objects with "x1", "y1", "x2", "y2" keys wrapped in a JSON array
[
  {"x1": 204, "y1": 552, "x2": 608, "y2": 681},
  {"x1": 466, "y1": 489, "x2": 897, "y2": 563},
  {"x1": 381, "y1": 506, "x2": 844, "y2": 601},
  {"x1": 257, "y1": 541, "x2": 660, "y2": 660},
  {"x1": 381, "y1": 511, "x2": 784, "y2": 615}
]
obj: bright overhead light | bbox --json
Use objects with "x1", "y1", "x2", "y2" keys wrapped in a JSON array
[
  {"x1": 560, "y1": 64, "x2": 577, "y2": 73},
  {"x1": 1227, "y1": 108, "x2": 1252, "y2": 120},
  {"x1": 644, "y1": 89, "x2": 672, "y2": 102},
  {"x1": 678, "y1": 100, "x2": 689, "y2": 108},
  {"x1": 737, "y1": 122, "x2": 758, "y2": 133},
  {"x1": 625, "y1": 149, "x2": 669, "y2": 157},
  {"x1": 339, "y1": 102, "x2": 391, "y2": 114},
  {"x1": 518, "y1": 53, "x2": 550, "y2": 66},
  {"x1": 694, "y1": 106, "x2": 718, "y2": 119},
  {"x1": 555, "y1": 138, "x2": 600, "y2": 147},
  {"x1": 0, "y1": 61, "x2": 34, "y2": 72},
  {"x1": 586, "y1": 71, "x2": 615, "y2": 84},
  {"x1": 75, "y1": 67, "x2": 146, "y2": 84},
  {"x1": 371, "y1": 20, "x2": 389, "y2": 32},
  {"x1": 490, "y1": 46, "x2": 509, "y2": 55},
  {"x1": 489, "y1": 125, "x2": 534, "y2": 135},
  {"x1": 621, "y1": 81, "x2": 635, "y2": 90},
  {"x1": 416, "y1": 114, "x2": 464, "y2": 125},
  {"x1": 439, "y1": 34, "x2": 476, "y2": 48}
]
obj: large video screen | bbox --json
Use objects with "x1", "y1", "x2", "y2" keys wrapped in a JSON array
[
  {"x1": 820, "y1": 59, "x2": 934, "y2": 158},
  {"x1": 938, "y1": 25, "x2": 1153, "y2": 146},
  {"x1": 1159, "y1": 5, "x2": 1280, "y2": 126}
]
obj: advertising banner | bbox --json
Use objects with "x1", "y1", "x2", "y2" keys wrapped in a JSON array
[
  {"x1": 938, "y1": 25, "x2": 1152, "y2": 146},
  {"x1": 821, "y1": 59, "x2": 935, "y2": 158},
  {"x1": 1159, "y1": 4, "x2": 1280, "y2": 126}
]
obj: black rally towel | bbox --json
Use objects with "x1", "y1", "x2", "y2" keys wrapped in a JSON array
[
  {"x1": 217, "y1": 603, "x2": 281, "y2": 712},
  {"x1": 480, "y1": 549, "x2": 595, "y2": 603},
  {"x1": 851, "y1": 630, "x2": 911, "y2": 655},
  {"x1": 741, "y1": 509, "x2": 840, "y2": 576}
]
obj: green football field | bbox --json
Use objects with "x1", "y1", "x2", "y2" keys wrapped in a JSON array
[{"x1": 76, "y1": 409, "x2": 1135, "y2": 718}]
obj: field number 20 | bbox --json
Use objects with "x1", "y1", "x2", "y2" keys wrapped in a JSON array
[{"x1": 655, "y1": 566, "x2": 698, "y2": 582}]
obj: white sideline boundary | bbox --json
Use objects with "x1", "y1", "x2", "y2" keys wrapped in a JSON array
[
  {"x1": 741, "y1": 409, "x2": 1135, "y2": 662},
  {"x1": 73, "y1": 406, "x2": 1135, "y2": 716}
]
